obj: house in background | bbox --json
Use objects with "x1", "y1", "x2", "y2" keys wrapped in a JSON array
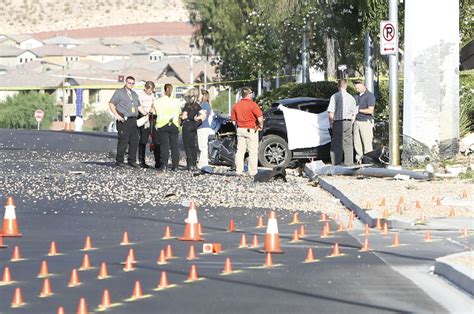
[
  {"x1": 0, "y1": 46, "x2": 37, "y2": 67},
  {"x1": 31, "y1": 45, "x2": 86, "y2": 67},
  {"x1": 43, "y1": 36, "x2": 83, "y2": 49},
  {"x1": 73, "y1": 44, "x2": 130, "y2": 63},
  {"x1": 0, "y1": 34, "x2": 43, "y2": 50}
]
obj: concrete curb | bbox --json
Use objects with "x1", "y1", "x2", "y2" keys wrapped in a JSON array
[{"x1": 434, "y1": 252, "x2": 474, "y2": 296}]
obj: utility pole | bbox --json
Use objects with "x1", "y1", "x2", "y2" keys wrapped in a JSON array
[
  {"x1": 257, "y1": 70, "x2": 262, "y2": 96},
  {"x1": 364, "y1": 33, "x2": 374, "y2": 93},
  {"x1": 388, "y1": 0, "x2": 400, "y2": 166},
  {"x1": 301, "y1": 0, "x2": 310, "y2": 83}
]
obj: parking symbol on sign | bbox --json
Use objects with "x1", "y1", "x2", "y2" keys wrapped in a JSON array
[
  {"x1": 380, "y1": 21, "x2": 398, "y2": 55},
  {"x1": 383, "y1": 24, "x2": 395, "y2": 42}
]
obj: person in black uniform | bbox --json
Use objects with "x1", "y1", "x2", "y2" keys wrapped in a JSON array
[
  {"x1": 109, "y1": 76, "x2": 140, "y2": 168},
  {"x1": 181, "y1": 88, "x2": 207, "y2": 171}
]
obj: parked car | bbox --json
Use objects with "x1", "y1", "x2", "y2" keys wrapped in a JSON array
[{"x1": 258, "y1": 97, "x2": 331, "y2": 168}]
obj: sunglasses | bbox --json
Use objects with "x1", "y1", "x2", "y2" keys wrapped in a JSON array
[{"x1": 126, "y1": 81, "x2": 135, "y2": 85}]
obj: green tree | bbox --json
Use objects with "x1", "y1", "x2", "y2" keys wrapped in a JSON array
[{"x1": 0, "y1": 92, "x2": 60, "y2": 129}]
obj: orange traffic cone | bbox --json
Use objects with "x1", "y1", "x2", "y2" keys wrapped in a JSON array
[
  {"x1": 375, "y1": 218, "x2": 382, "y2": 230},
  {"x1": 448, "y1": 207, "x2": 456, "y2": 217},
  {"x1": 398, "y1": 196, "x2": 404, "y2": 205},
  {"x1": 157, "y1": 271, "x2": 170, "y2": 289},
  {"x1": 330, "y1": 243, "x2": 342, "y2": 257},
  {"x1": 11, "y1": 245, "x2": 22, "y2": 261},
  {"x1": 263, "y1": 211, "x2": 283, "y2": 253},
  {"x1": 415, "y1": 201, "x2": 422, "y2": 210},
  {"x1": 68, "y1": 268, "x2": 80, "y2": 287},
  {"x1": 162, "y1": 226, "x2": 173, "y2": 239},
  {"x1": 435, "y1": 197, "x2": 442, "y2": 206},
  {"x1": 299, "y1": 225, "x2": 306, "y2": 237},
  {"x1": 222, "y1": 257, "x2": 233, "y2": 274},
  {"x1": 256, "y1": 216, "x2": 265, "y2": 228},
  {"x1": 2, "y1": 196, "x2": 21, "y2": 237},
  {"x1": 396, "y1": 203, "x2": 401, "y2": 214},
  {"x1": 228, "y1": 219, "x2": 235, "y2": 232},
  {"x1": 38, "y1": 260, "x2": 49, "y2": 278},
  {"x1": 187, "y1": 245, "x2": 197, "y2": 260},
  {"x1": 363, "y1": 224, "x2": 370, "y2": 236},
  {"x1": 324, "y1": 221, "x2": 331, "y2": 234},
  {"x1": 131, "y1": 281, "x2": 144, "y2": 299},
  {"x1": 391, "y1": 233, "x2": 401, "y2": 247},
  {"x1": 418, "y1": 211, "x2": 426, "y2": 223},
  {"x1": 321, "y1": 224, "x2": 329, "y2": 238},
  {"x1": 379, "y1": 197, "x2": 386, "y2": 207},
  {"x1": 77, "y1": 297, "x2": 88, "y2": 314},
  {"x1": 264, "y1": 252, "x2": 273, "y2": 267},
  {"x1": 360, "y1": 238, "x2": 370, "y2": 252},
  {"x1": 381, "y1": 222, "x2": 389, "y2": 235},
  {"x1": 82, "y1": 236, "x2": 94, "y2": 251},
  {"x1": 40, "y1": 278, "x2": 53, "y2": 297},
  {"x1": 187, "y1": 264, "x2": 199, "y2": 281},
  {"x1": 365, "y1": 201, "x2": 372, "y2": 210},
  {"x1": 127, "y1": 248, "x2": 136, "y2": 264},
  {"x1": 180, "y1": 201, "x2": 203, "y2": 241},
  {"x1": 1, "y1": 266, "x2": 12, "y2": 285},
  {"x1": 121, "y1": 231, "x2": 130, "y2": 245},
  {"x1": 97, "y1": 262, "x2": 109, "y2": 279},
  {"x1": 424, "y1": 230, "x2": 433, "y2": 242},
  {"x1": 98, "y1": 289, "x2": 111, "y2": 309},
  {"x1": 157, "y1": 249, "x2": 167, "y2": 265},
  {"x1": 0, "y1": 234, "x2": 7, "y2": 248},
  {"x1": 291, "y1": 229, "x2": 300, "y2": 242},
  {"x1": 48, "y1": 241, "x2": 59, "y2": 256},
  {"x1": 11, "y1": 287, "x2": 25, "y2": 308},
  {"x1": 251, "y1": 234, "x2": 259, "y2": 248},
  {"x1": 346, "y1": 218, "x2": 353, "y2": 230},
  {"x1": 383, "y1": 208, "x2": 389, "y2": 219},
  {"x1": 123, "y1": 255, "x2": 135, "y2": 272},
  {"x1": 80, "y1": 254, "x2": 92, "y2": 270},
  {"x1": 460, "y1": 227, "x2": 469, "y2": 238},
  {"x1": 337, "y1": 220, "x2": 345, "y2": 232},
  {"x1": 290, "y1": 212, "x2": 300, "y2": 224},
  {"x1": 165, "y1": 244, "x2": 175, "y2": 259},
  {"x1": 320, "y1": 212, "x2": 329, "y2": 222},
  {"x1": 304, "y1": 248, "x2": 316, "y2": 263},
  {"x1": 461, "y1": 190, "x2": 468, "y2": 199},
  {"x1": 57, "y1": 306, "x2": 65, "y2": 314},
  {"x1": 239, "y1": 234, "x2": 248, "y2": 248},
  {"x1": 333, "y1": 212, "x2": 340, "y2": 222}
]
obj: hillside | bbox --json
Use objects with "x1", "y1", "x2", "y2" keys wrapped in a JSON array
[{"x1": 0, "y1": 0, "x2": 189, "y2": 35}]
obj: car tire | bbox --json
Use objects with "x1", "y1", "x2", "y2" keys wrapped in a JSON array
[{"x1": 258, "y1": 135, "x2": 292, "y2": 168}]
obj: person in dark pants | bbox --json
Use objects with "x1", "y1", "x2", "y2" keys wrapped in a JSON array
[
  {"x1": 155, "y1": 84, "x2": 181, "y2": 171},
  {"x1": 138, "y1": 81, "x2": 161, "y2": 168},
  {"x1": 181, "y1": 88, "x2": 207, "y2": 171},
  {"x1": 109, "y1": 76, "x2": 141, "y2": 168},
  {"x1": 150, "y1": 116, "x2": 162, "y2": 169}
]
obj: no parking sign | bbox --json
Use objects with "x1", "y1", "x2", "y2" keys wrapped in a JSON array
[{"x1": 380, "y1": 21, "x2": 398, "y2": 55}]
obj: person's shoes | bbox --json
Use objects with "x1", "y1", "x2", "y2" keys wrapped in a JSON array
[
  {"x1": 171, "y1": 167, "x2": 178, "y2": 172},
  {"x1": 115, "y1": 161, "x2": 124, "y2": 167},
  {"x1": 127, "y1": 163, "x2": 140, "y2": 168},
  {"x1": 140, "y1": 163, "x2": 150, "y2": 169},
  {"x1": 157, "y1": 167, "x2": 167, "y2": 172},
  {"x1": 155, "y1": 163, "x2": 162, "y2": 169}
]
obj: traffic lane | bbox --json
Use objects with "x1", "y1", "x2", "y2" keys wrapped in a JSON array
[{"x1": 0, "y1": 198, "x2": 446, "y2": 313}]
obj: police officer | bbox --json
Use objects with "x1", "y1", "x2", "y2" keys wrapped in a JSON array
[{"x1": 109, "y1": 76, "x2": 140, "y2": 168}]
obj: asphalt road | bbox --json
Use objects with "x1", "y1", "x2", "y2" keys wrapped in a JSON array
[{"x1": 0, "y1": 129, "x2": 471, "y2": 313}]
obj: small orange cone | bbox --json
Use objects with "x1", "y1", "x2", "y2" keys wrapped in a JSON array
[
  {"x1": 40, "y1": 278, "x2": 53, "y2": 297},
  {"x1": 256, "y1": 216, "x2": 265, "y2": 228},
  {"x1": 77, "y1": 297, "x2": 88, "y2": 314},
  {"x1": 97, "y1": 262, "x2": 109, "y2": 279},
  {"x1": 375, "y1": 218, "x2": 382, "y2": 230},
  {"x1": 365, "y1": 201, "x2": 372, "y2": 210},
  {"x1": 290, "y1": 212, "x2": 300, "y2": 224},
  {"x1": 48, "y1": 241, "x2": 59, "y2": 256},
  {"x1": 330, "y1": 243, "x2": 342, "y2": 257},
  {"x1": 2, "y1": 196, "x2": 22, "y2": 237},
  {"x1": 396, "y1": 203, "x2": 402, "y2": 214},
  {"x1": 157, "y1": 271, "x2": 170, "y2": 289},
  {"x1": 424, "y1": 230, "x2": 433, "y2": 242},
  {"x1": 239, "y1": 234, "x2": 248, "y2": 248},
  {"x1": 11, "y1": 287, "x2": 25, "y2": 308},
  {"x1": 82, "y1": 236, "x2": 93, "y2": 251},
  {"x1": 228, "y1": 219, "x2": 235, "y2": 232},
  {"x1": 398, "y1": 196, "x2": 404, "y2": 205},
  {"x1": 1, "y1": 266, "x2": 12, "y2": 285},
  {"x1": 324, "y1": 221, "x2": 331, "y2": 234},
  {"x1": 127, "y1": 248, "x2": 136, "y2": 264},
  {"x1": 263, "y1": 211, "x2": 283, "y2": 253},
  {"x1": 121, "y1": 231, "x2": 130, "y2": 245},
  {"x1": 360, "y1": 238, "x2": 370, "y2": 252},
  {"x1": 157, "y1": 249, "x2": 167, "y2": 265},
  {"x1": 251, "y1": 234, "x2": 259, "y2": 248},
  {"x1": 383, "y1": 208, "x2": 389, "y2": 219},
  {"x1": 80, "y1": 254, "x2": 92, "y2": 270},
  {"x1": 131, "y1": 281, "x2": 144, "y2": 299},
  {"x1": 187, "y1": 264, "x2": 199, "y2": 281},
  {"x1": 381, "y1": 222, "x2": 389, "y2": 235},
  {"x1": 346, "y1": 218, "x2": 353, "y2": 230},
  {"x1": 320, "y1": 212, "x2": 329, "y2": 222},
  {"x1": 337, "y1": 220, "x2": 345, "y2": 232},
  {"x1": 304, "y1": 248, "x2": 316, "y2": 262},
  {"x1": 363, "y1": 224, "x2": 370, "y2": 236},
  {"x1": 222, "y1": 257, "x2": 233, "y2": 274},
  {"x1": 391, "y1": 233, "x2": 401, "y2": 247},
  {"x1": 435, "y1": 197, "x2": 442, "y2": 206},
  {"x1": 0, "y1": 234, "x2": 7, "y2": 248},
  {"x1": 180, "y1": 201, "x2": 203, "y2": 241},
  {"x1": 379, "y1": 197, "x2": 386, "y2": 207},
  {"x1": 11, "y1": 245, "x2": 22, "y2": 261},
  {"x1": 418, "y1": 211, "x2": 426, "y2": 223},
  {"x1": 291, "y1": 229, "x2": 300, "y2": 242},
  {"x1": 165, "y1": 244, "x2": 175, "y2": 259},
  {"x1": 57, "y1": 306, "x2": 65, "y2": 314},
  {"x1": 38, "y1": 260, "x2": 49, "y2": 278},
  {"x1": 448, "y1": 207, "x2": 456, "y2": 217},
  {"x1": 460, "y1": 227, "x2": 469, "y2": 238},
  {"x1": 98, "y1": 289, "x2": 112, "y2": 309},
  {"x1": 162, "y1": 226, "x2": 173, "y2": 239},
  {"x1": 264, "y1": 252, "x2": 273, "y2": 267},
  {"x1": 123, "y1": 255, "x2": 135, "y2": 272},
  {"x1": 333, "y1": 212, "x2": 340, "y2": 222},
  {"x1": 187, "y1": 245, "x2": 197, "y2": 260},
  {"x1": 321, "y1": 224, "x2": 329, "y2": 238},
  {"x1": 68, "y1": 268, "x2": 81, "y2": 287},
  {"x1": 461, "y1": 190, "x2": 468, "y2": 199},
  {"x1": 299, "y1": 225, "x2": 306, "y2": 237},
  {"x1": 415, "y1": 201, "x2": 422, "y2": 210}
]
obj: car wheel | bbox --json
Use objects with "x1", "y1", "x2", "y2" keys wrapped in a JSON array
[{"x1": 259, "y1": 135, "x2": 292, "y2": 168}]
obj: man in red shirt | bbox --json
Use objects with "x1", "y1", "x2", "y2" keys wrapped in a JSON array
[{"x1": 231, "y1": 87, "x2": 263, "y2": 176}]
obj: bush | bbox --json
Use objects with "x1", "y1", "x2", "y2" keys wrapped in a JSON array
[
  {"x1": 0, "y1": 92, "x2": 60, "y2": 129},
  {"x1": 460, "y1": 70, "x2": 474, "y2": 137},
  {"x1": 85, "y1": 111, "x2": 113, "y2": 132},
  {"x1": 212, "y1": 89, "x2": 237, "y2": 114}
]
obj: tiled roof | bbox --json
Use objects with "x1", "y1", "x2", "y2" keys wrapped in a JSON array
[
  {"x1": 72, "y1": 44, "x2": 130, "y2": 56},
  {"x1": 0, "y1": 45, "x2": 34, "y2": 57},
  {"x1": 0, "y1": 69, "x2": 63, "y2": 88},
  {"x1": 43, "y1": 36, "x2": 84, "y2": 45},
  {"x1": 6, "y1": 34, "x2": 34, "y2": 43},
  {"x1": 31, "y1": 45, "x2": 87, "y2": 57}
]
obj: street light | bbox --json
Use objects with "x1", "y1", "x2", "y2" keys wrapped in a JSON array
[{"x1": 189, "y1": 43, "x2": 195, "y2": 85}]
